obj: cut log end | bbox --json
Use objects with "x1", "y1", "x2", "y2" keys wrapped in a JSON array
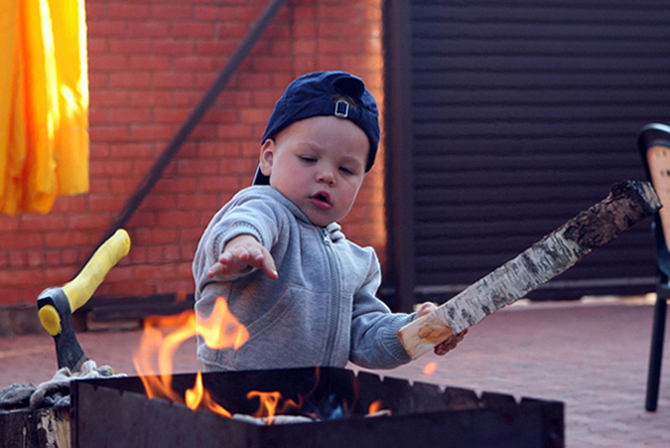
[{"x1": 398, "y1": 313, "x2": 453, "y2": 360}]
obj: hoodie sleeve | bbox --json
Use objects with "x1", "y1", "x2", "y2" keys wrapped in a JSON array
[
  {"x1": 193, "y1": 187, "x2": 285, "y2": 285},
  {"x1": 348, "y1": 252, "x2": 414, "y2": 369}
]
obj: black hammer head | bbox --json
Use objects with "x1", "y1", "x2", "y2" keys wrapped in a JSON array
[{"x1": 37, "y1": 288, "x2": 89, "y2": 371}]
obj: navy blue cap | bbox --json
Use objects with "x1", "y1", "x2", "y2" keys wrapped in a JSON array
[{"x1": 252, "y1": 71, "x2": 380, "y2": 185}]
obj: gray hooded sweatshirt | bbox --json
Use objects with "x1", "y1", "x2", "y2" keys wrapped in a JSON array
[{"x1": 192, "y1": 186, "x2": 413, "y2": 370}]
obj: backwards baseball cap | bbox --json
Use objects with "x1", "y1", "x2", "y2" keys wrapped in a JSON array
[{"x1": 252, "y1": 71, "x2": 380, "y2": 185}]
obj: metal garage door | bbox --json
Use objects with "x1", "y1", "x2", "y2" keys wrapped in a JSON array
[{"x1": 383, "y1": 0, "x2": 670, "y2": 311}]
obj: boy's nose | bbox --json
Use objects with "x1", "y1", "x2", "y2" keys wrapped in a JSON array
[{"x1": 316, "y1": 166, "x2": 335, "y2": 185}]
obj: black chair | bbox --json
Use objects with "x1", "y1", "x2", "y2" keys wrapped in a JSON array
[{"x1": 638, "y1": 123, "x2": 670, "y2": 411}]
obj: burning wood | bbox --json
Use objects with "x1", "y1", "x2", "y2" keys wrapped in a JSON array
[
  {"x1": 185, "y1": 372, "x2": 232, "y2": 417},
  {"x1": 230, "y1": 395, "x2": 391, "y2": 425},
  {"x1": 229, "y1": 407, "x2": 392, "y2": 426},
  {"x1": 231, "y1": 413, "x2": 315, "y2": 425}
]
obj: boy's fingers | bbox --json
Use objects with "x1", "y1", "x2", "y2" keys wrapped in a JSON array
[
  {"x1": 238, "y1": 247, "x2": 264, "y2": 269},
  {"x1": 434, "y1": 340, "x2": 455, "y2": 356},
  {"x1": 224, "y1": 246, "x2": 278, "y2": 279},
  {"x1": 207, "y1": 262, "x2": 224, "y2": 278},
  {"x1": 232, "y1": 247, "x2": 250, "y2": 262},
  {"x1": 415, "y1": 302, "x2": 437, "y2": 318},
  {"x1": 254, "y1": 246, "x2": 277, "y2": 279},
  {"x1": 210, "y1": 249, "x2": 249, "y2": 277},
  {"x1": 433, "y1": 329, "x2": 468, "y2": 356},
  {"x1": 262, "y1": 253, "x2": 278, "y2": 279},
  {"x1": 249, "y1": 247, "x2": 266, "y2": 264},
  {"x1": 218, "y1": 252, "x2": 233, "y2": 265},
  {"x1": 213, "y1": 237, "x2": 277, "y2": 279}
]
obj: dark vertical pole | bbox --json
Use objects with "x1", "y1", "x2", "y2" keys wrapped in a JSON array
[
  {"x1": 646, "y1": 286, "x2": 667, "y2": 411},
  {"x1": 383, "y1": 0, "x2": 417, "y2": 313}
]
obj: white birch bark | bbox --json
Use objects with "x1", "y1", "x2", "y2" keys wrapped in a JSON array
[{"x1": 398, "y1": 181, "x2": 661, "y2": 359}]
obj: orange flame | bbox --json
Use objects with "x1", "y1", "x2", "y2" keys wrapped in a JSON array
[
  {"x1": 247, "y1": 391, "x2": 302, "y2": 425},
  {"x1": 197, "y1": 296, "x2": 249, "y2": 350},
  {"x1": 132, "y1": 310, "x2": 192, "y2": 401},
  {"x1": 185, "y1": 372, "x2": 232, "y2": 417},
  {"x1": 133, "y1": 296, "x2": 248, "y2": 405},
  {"x1": 423, "y1": 362, "x2": 437, "y2": 376},
  {"x1": 132, "y1": 298, "x2": 361, "y2": 424},
  {"x1": 368, "y1": 399, "x2": 384, "y2": 414}
]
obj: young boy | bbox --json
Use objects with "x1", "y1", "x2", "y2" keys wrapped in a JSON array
[{"x1": 192, "y1": 71, "x2": 465, "y2": 371}]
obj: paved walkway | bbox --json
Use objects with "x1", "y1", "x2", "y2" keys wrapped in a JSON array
[{"x1": 1, "y1": 297, "x2": 668, "y2": 447}]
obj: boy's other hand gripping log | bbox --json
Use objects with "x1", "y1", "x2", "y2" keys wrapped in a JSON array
[{"x1": 398, "y1": 181, "x2": 662, "y2": 359}]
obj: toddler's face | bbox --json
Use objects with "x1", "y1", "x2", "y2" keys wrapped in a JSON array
[{"x1": 259, "y1": 115, "x2": 369, "y2": 227}]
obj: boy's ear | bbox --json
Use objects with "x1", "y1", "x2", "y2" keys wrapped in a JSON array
[{"x1": 259, "y1": 139, "x2": 275, "y2": 177}]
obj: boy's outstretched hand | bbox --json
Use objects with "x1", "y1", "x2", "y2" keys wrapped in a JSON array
[
  {"x1": 414, "y1": 302, "x2": 468, "y2": 356},
  {"x1": 207, "y1": 234, "x2": 278, "y2": 279}
]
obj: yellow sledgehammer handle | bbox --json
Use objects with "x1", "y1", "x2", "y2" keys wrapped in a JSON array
[{"x1": 39, "y1": 229, "x2": 131, "y2": 336}]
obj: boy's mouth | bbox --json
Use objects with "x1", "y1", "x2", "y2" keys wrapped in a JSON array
[{"x1": 310, "y1": 191, "x2": 332, "y2": 210}]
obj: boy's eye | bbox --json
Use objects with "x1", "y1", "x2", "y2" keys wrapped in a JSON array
[
  {"x1": 339, "y1": 166, "x2": 354, "y2": 175},
  {"x1": 298, "y1": 156, "x2": 316, "y2": 163}
]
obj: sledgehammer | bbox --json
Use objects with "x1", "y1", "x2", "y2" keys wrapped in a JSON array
[{"x1": 37, "y1": 229, "x2": 131, "y2": 371}]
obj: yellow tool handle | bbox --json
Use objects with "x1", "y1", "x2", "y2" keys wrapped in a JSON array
[
  {"x1": 38, "y1": 229, "x2": 131, "y2": 336},
  {"x1": 62, "y1": 228, "x2": 131, "y2": 313}
]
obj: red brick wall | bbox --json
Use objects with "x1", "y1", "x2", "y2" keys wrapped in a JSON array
[{"x1": 0, "y1": 0, "x2": 386, "y2": 306}]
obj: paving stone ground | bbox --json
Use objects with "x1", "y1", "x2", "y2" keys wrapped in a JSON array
[{"x1": 0, "y1": 298, "x2": 668, "y2": 447}]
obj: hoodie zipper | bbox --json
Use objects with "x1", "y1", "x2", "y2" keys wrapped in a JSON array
[{"x1": 321, "y1": 227, "x2": 341, "y2": 365}]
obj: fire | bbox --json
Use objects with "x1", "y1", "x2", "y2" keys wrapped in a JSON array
[
  {"x1": 197, "y1": 296, "x2": 249, "y2": 350},
  {"x1": 133, "y1": 297, "x2": 305, "y2": 423},
  {"x1": 248, "y1": 391, "x2": 302, "y2": 425},
  {"x1": 132, "y1": 310, "x2": 191, "y2": 401},
  {"x1": 132, "y1": 298, "x2": 391, "y2": 423},
  {"x1": 185, "y1": 372, "x2": 232, "y2": 418},
  {"x1": 368, "y1": 399, "x2": 383, "y2": 414},
  {"x1": 423, "y1": 361, "x2": 437, "y2": 376},
  {"x1": 132, "y1": 296, "x2": 248, "y2": 404}
]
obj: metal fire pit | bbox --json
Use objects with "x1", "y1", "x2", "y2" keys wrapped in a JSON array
[{"x1": 71, "y1": 367, "x2": 563, "y2": 448}]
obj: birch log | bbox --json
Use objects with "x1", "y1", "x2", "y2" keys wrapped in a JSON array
[{"x1": 398, "y1": 180, "x2": 661, "y2": 360}]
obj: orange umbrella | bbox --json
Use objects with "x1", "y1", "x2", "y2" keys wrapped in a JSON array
[{"x1": 0, "y1": 0, "x2": 89, "y2": 215}]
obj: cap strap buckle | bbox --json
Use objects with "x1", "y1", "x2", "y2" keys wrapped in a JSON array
[{"x1": 334, "y1": 100, "x2": 349, "y2": 118}]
